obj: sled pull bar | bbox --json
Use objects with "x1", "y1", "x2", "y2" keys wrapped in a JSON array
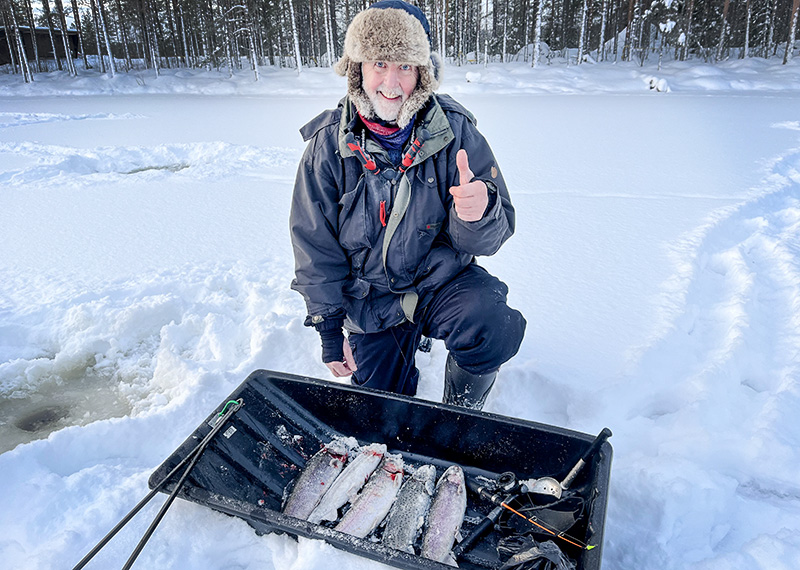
[{"x1": 71, "y1": 399, "x2": 244, "y2": 570}]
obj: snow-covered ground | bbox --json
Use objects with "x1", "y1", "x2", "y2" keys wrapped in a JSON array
[{"x1": 2, "y1": 58, "x2": 800, "y2": 570}]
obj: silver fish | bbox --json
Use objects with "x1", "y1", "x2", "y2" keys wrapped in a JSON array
[
  {"x1": 307, "y1": 442, "x2": 386, "y2": 524},
  {"x1": 382, "y1": 464, "x2": 437, "y2": 554},
  {"x1": 282, "y1": 437, "x2": 355, "y2": 520},
  {"x1": 420, "y1": 464, "x2": 467, "y2": 566},
  {"x1": 334, "y1": 453, "x2": 404, "y2": 538}
]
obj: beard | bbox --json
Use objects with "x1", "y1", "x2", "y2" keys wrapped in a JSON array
[{"x1": 365, "y1": 86, "x2": 407, "y2": 123}]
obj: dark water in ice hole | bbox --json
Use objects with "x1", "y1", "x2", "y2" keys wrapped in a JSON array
[{"x1": 0, "y1": 367, "x2": 134, "y2": 454}]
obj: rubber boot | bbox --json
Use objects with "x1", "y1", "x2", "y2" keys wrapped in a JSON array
[{"x1": 442, "y1": 353, "x2": 497, "y2": 411}]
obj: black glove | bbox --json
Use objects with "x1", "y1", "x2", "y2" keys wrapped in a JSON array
[
  {"x1": 305, "y1": 310, "x2": 346, "y2": 364},
  {"x1": 318, "y1": 327, "x2": 345, "y2": 363}
]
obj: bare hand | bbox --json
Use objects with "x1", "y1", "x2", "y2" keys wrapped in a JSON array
[
  {"x1": 449, "y1": 149, "x2": 488, "y2": 222},
  {"x1": 325, "y1": 336, "x2": 357, "y2": 377}
]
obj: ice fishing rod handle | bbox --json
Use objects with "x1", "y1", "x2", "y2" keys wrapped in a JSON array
[
  {"x1": 452, "y1": 504, "x2": 503, "y2": 558},
  {"x1": 560, "y1": 427, "x2": 612, "y2": 490},
  {"x1": 121, "y1": 399, "x2": 243, "y2": 570},
  {"x1": 71, "y1": 399, "x2": 243, "y2": 570},
  {"x1": 465, "y1": 476, "x2": 503, "y2": 505}
]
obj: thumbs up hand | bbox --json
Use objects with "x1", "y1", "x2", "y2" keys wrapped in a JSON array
[{"x1": 449, "y1": 149, "x2": 489, "y2": 222}]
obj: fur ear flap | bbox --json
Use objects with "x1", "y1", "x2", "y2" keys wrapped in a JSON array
[
  {"x1": 334, "y1": 55, "x2": 350, "y2": 77},
  {"x1": 429, "y1": 52, "x2": 443, "y2": 88}
]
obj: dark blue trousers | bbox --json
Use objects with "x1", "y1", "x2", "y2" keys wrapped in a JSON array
[{"x1": 348, "y1": 265, "x2": 526, "y2": 396}]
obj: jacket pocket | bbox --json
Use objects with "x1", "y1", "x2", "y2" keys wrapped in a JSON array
[{"x1": 338, "y1": 176, "x2": 370, "y2": 251}]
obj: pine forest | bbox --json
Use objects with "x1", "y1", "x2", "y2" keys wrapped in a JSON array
[{"x1": 1, "y1": 0, "x2": 799, "y2": 83}]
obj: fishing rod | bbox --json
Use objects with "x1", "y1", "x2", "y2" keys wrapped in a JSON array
[
  {"x1": 460, "y1": 428, "x2": 612, "y2": 555},
  {"x1": 72, "y1": 398, "x2": 244, "y2": 570},
  {"x1": 463, "y1": 475, "x2": 594, "y2": 552},
  {"x1": 499, "y1": 499, "x2": 593, "y2": 551}
]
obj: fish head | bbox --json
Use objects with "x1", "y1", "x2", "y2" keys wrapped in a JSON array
[
  {"x1": 324, "y1": 436, "x2": 357, "y2": 458},
  {"x1": 412, "y1": 464, "x2": 437, "y2": 495},
  {"x1": 381, "y1": 454, "x2": 405, "y2": 481},
  {"x1": 438, "y1": 465, "x2": 465, "y2": 488}
]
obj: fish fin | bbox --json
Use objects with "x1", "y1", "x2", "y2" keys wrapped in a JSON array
[{"x1": 416, "y1": 514, "x2": 426, "y2": 530}]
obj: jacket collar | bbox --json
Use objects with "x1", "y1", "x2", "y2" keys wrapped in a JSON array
[{"x1": 338, "y1": 95, "x2": 454, "y2": 168}]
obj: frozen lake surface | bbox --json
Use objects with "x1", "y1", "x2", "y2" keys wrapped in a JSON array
[{"x1": 1, "y1": 60, "x2": 800, "y2": 569}]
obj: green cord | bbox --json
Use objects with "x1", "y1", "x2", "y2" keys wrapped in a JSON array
[{"x1": 218, "y1": 400, "x2": 241, "y2": 416}]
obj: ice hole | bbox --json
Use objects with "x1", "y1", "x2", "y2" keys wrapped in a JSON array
[{"x1": 0, "y1": 366, "x2": 135, "y2": 453}]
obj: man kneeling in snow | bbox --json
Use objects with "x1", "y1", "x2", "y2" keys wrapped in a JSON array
[{"x1": 289, "y1": 0, "x2": 525, "y2": 410}]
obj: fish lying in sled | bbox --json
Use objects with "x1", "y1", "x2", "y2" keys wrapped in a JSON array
[
  {"x1": 281, "y1": 437, "x2": 467, "y2": 563},
  {"x1": 308, "y1": 443, "x2": 386, "y2": 524},
  {"x1": 420, "y1": 464, "x2": 467, "y2": 566},
  {"x1": 281, "y1": 437, "x2": 355, "y2": 520},
  {"x1": 334, "y1": 453, "x2": 405, "y2": 538},
  {"x1": 382, "y1": 464, "x2": 437, "y2": 554}
]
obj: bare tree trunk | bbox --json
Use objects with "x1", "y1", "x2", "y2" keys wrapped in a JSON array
[
  {"x1": 23, "y1": 0, "x2": 43, "y2": 71},
  {"x1": 113, "y1": 0, "x2": 133, "y2": 71},
  {"x1": 1, "y1": 2, "x2": 18, "y2": 75},
  {"x1": 200, "y1": 0, "x2": 213, "y2": 68},
  {"x1": 767, "y1": 0, "x2": 779, "y2": 57},
  {"x1": 288, "y1": 0, "x2": 302, "y2": 71},
  {"x1": 785, "y1": 0, "x2": 800, "y2": 64},
  {"x1": 577, "y1": 0, "x2": 588, "y2": 64},
  {"x1": 190, "y1": 26, "x2": 200, "y2": 67},
  {"x1": 53, "y1": 0, "x2": 78, "y2": 75},
  {"x1": 41, "y1": 0, "x2": 63, "y2": 71},
  {"x1": 501, "y1": 0, "x2": 507, "y2": 63},
  {"x1": 716, "y1": 0, "x2": 730, "y2": 61},
  {"x1": 441, "y1": 0, "x2": 448, "y2": 59},
  {"x1": 482, "y1": 0, "x2": 488, "y2": 66},
  {"x1": 741, "y1": 0, "x2": 752, "y2": 58},
  {"x1": 322, "y1": 0, "x2": 333, "y2": 65},
  {"x1": 635, "y1": 0, "x2": 644, "y2": 64},
  {"x1": 174, "y1": 0, "x2": 190, "y2": 67},
  {"x1": 95, "y1": 0, "x2": 116, "y2": 76},
  {"x1": 681, "y1": 0, "x2": 695, "y2": 61},
  {"x1": 244, "y1": 2, "x2": 259, "y2": 80},
  {"x1": 3, "y1": 0, "x2": 34, "y2": 81},
  {"x1": 89, "y1": 0, "x2": 106, "y2": 72},
  {"x1": 476, "y1": 0, "x2": 482, "y2": 65},
  {"x1": 613, "y1": 0, "x2": 620, "y2": 61},
  {"x1": 145, "y1": 0, "x2": 160, "y2": 75},
  {"x1": 598, "y1": 0, "x2": 609, "y2": 61},
  {"x1": 164, "y1": 0, "x2": 179, "y2": 68},
  {"x1": 220, "y1": 3, "x2": 234, "y2": 76},
  {"x1": 15, "y1": 14, "x2": 32, "y2": 80},
  {"x1": 454, "y1": 0, "x2": 460, "y2": 65},
  {"x1": 70, "y1": 0, "x2": 90, "y2": 69},
  {"x1": 277, "y1": 3, "x2": 286, "y2": 68},
  {"x1": 308, "y1": 0, "x2": 318, "y2": 66},
  {"x1": 532, "y1": 0, "x2": 543, "y2": 67},
  {"x1": 623, "y1": 0, "x2": 635, "y2": 61}
]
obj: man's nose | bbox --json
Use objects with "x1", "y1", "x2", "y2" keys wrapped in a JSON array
[{"x1": 383, "y1": 67, "x2": 400, "y2": 88}]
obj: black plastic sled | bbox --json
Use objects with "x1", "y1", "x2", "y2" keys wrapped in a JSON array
[{"x1": 150, "y1": 369, "x2": 612, "y2": 570}]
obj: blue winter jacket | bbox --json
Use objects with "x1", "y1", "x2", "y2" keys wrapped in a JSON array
[{"x1": 290, "y1": 93, "x2": 515, "y2": 334}]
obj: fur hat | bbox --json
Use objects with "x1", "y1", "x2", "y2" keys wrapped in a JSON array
[{"x1": 334, "y1": 0, "x2": 443, "y2": 128}]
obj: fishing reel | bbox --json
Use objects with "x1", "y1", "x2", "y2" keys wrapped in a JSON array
[{"x1": 471, "y1": 471, "x2": 528, "y2": 499}]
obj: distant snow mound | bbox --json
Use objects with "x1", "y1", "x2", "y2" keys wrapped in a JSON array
[
  {"x1": 646, "y1": 76, "x2": 671, "y2": 92},
  {"x1": 0, "y1": 141, "x2": 299, "y2": 186},
  {"x1": 465, "y1": 72, "x2": 481, "y2": 83}
]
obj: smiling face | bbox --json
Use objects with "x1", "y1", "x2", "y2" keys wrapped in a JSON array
[{"x1": 361, "y1": 61, "x2": 419, "y2": 123}]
